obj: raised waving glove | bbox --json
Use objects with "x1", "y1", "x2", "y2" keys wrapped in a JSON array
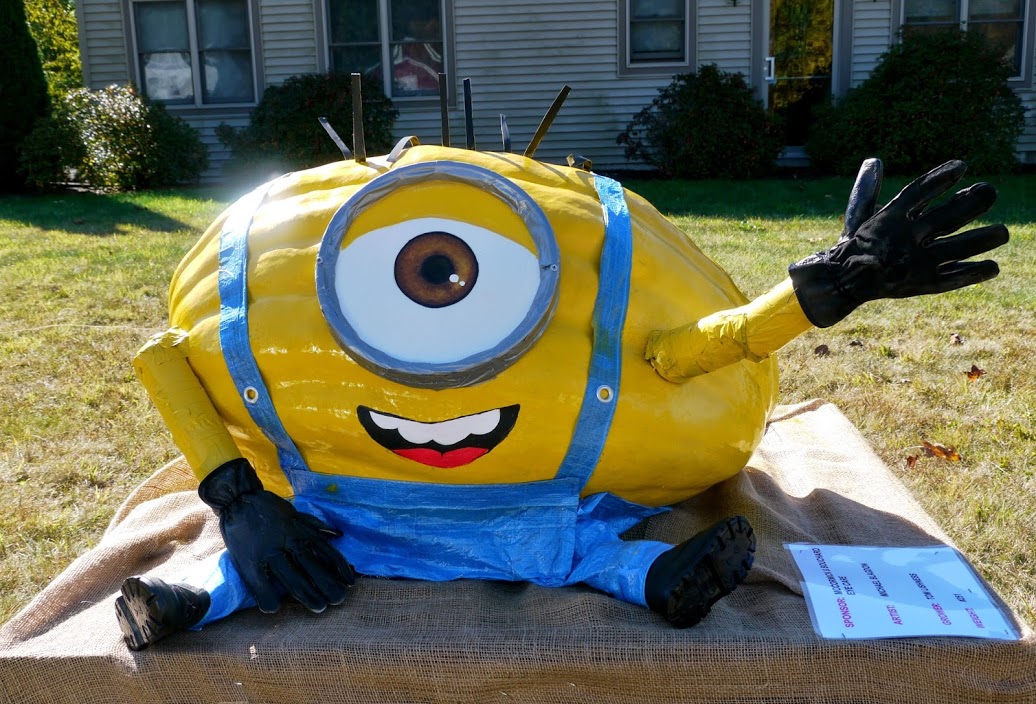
[
  {"x1": 198, "y1": 458, "x2": 356, "y2": 614},
  {"x1": 788, "y1": 159, "x2": 1009, "y2": 328}
]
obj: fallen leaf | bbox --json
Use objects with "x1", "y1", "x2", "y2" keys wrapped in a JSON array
[
  {"x1": 849, "y1": 339, "x2": 864, "y2": 348},
  {"x1": 922, "y1": 440, "x2": 961, "y2": 462},
  {"x1": 950, "y1": 333, "x2": 964, "y2": 346},
  {"x1": 813, "y1": 344, "x2": 831, "y2": 357},
  {"x1": 965, "y1": 364, "x2": 985, "y2": 382},
  {"x1": 906, "y1": 455, "x2": 919, "y2": 469}
]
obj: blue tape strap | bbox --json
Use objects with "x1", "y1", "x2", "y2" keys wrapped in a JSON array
[
  {"x1": 554, "y1": 174, "x2": 633, "y2": 489},
  {"x1": 218, "y1": 185, "x2": 309, "y2": 472}
]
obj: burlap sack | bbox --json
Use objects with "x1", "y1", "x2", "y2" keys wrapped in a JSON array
[{"x1": 1, "y1": 400, "x2": 1033, "y2": 703}]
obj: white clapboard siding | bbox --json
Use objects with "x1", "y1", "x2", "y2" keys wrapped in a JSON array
[
  {"x1": 258, "y1": 0, "x2": 319, "y2": 85},
  {"x1": 391, "y1": 0, "x2": 754, "y2": 173},
  {"x1": 698, "y1": 0, "x2": 753, "y2": 77},
  {"x1": 850, "y1": 0, "x2": 893, "y2": 87},
  {"x1": 76, "y1": 0, "x2": 131, "y2": 87}
]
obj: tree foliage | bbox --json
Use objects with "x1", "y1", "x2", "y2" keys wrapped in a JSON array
[
  {"x1": 24, "y1": 0, "x2": 82, "y2": 99},
  {"x1": 0, "y1": 0, "x2": 49, "y2": 191}
]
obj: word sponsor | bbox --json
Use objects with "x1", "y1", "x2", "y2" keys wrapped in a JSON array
[{"x1": 786, "y1": 544, "x2": 1018, "y2": 640}]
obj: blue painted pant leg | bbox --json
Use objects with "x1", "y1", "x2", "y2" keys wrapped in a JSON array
[
  {"x1": 566, "y1": 513, "x2": 672, "y2": 607},
  {"x1": 174, "y1": 550, "x2": 257, "y2": 630}
]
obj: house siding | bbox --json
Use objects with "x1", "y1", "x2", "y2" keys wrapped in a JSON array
[
  {"x1": 392, "y1": 0, "x2": 754, "y2": 172},
  {"x1": 75, "y1": 0, "x2": 1036, "y2": 180},
  {"x1": 698, "y1": 0, "x2": 753, "y2": 77},
  {"x1": 258, "y1": 0, "x2": 319, "y2": 84},
  {"x1": 76, "y1": 0, "x2": 131, "y2": 87},
  {"x1": 416, "y1": 1, "x2": 656, "y2": 171},
  {"x1": 849, "y1": 0, "x2": 893, "y2": 87}
]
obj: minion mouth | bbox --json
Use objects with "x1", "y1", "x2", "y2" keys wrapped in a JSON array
[{"x1": 357, "y1": 405, "x2": 519, "y2": 468}]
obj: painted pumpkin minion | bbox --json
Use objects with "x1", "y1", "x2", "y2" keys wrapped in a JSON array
[
  {"x1": 150, "y1": 146, "x2": 781, "y2": 504},
  {"x1": 114, "y1": 89, "x2": 1008, "y2": 650}
]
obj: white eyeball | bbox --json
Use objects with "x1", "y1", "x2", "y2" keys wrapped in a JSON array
[{"x1": 335, "y1": 217, "x2": 541, "y2": 364}]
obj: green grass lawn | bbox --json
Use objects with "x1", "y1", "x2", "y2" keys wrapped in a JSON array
[{"x1": 1, "y1": 172, "x2": 1033, "y2": 629}]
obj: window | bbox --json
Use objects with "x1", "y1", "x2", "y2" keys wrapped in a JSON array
[
  {"x1": 131, "y1": 0, "x2": 256, "y2": 105},
  {"x1": 619, "y1": 0, "x2": 693, "y2": 75},
  {"x1": 628, "y1": 0, "x2": 687, "y2": 63},
  {"x1": 326, "y1": 0, "x2": 446, "y2": 98},
  {"x1": 902, "y1": 0, "x2": 1029, "y2": 78}
]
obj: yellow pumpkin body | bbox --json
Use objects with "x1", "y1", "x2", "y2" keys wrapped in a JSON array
[{"x1": 163, "y1": 145, "x2": 778, "y2": 507}]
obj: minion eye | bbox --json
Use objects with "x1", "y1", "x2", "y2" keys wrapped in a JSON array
[
  {"x1": 316, "y1": 162, "x2": 560, "y2": 389},
  {"x1": 330, "y1": 215, "x2": 541, "y2": 367},
  {"x1": 394, "y1": 231, "x2": 478, "y2": 308}
]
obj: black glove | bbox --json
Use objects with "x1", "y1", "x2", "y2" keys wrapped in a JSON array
[
  {"x1": 789, "y1": 159, "x2": 1009, "y2": 328},
  {"x1": 198, "y1": 458, "x2": 356, "y2": 614}
]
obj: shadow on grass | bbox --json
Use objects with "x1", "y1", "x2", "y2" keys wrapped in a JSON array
[{"x1": 0, "y1": 189, "x2": 211, "y2": 236}]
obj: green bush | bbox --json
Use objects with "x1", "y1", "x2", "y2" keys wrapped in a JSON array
[
  {"x1": 17, "y1": 106, "x2": 80, "y2": 190},
  {"x1": 808, "y1": 30, "x2": 1026, "y2": 176},
  {"x1": 217, "y1": 72, "x2": 398, "y2": 177},
  {"x1": 617, "y1": 65, "x2": 783, "y2": 179},
  {"x1": 20, "y1": 85, "x2": 208, "y2": 191},
  {"x1": 1, "y1": 0, "x2": 50, "y2": 191}
]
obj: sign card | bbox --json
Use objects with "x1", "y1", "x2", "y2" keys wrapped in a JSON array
[{"x1": 786, "y1": 544, "x2": 1019, "y2": 640}]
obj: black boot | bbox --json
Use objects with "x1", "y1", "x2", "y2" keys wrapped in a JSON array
[
  {"x1": 115, "y1": 575, "x2": 211, "y2": 650},
  {"x1": 644, "y1": 515, "x2": 756, "y2": 628}
]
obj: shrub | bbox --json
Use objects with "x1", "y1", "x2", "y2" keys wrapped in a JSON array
[
  {"x1": 217, "y1": 72, "x2": 398, "y2": 177},
  {"x1": 0, "y1": 0, "x2": 49, "y2": 191},
  {"x1": 20, "y1": 85, "x2": 208, "y2": 191},
  {"x1": 17, "y1": 107, "x2": 80, "y2": 190},
  {"x1": 617, "y1": 65, "x2": 783, "y2": 179},
  {"x1": 808, "y1": 30, "x2": 1026, "y2": 176}
]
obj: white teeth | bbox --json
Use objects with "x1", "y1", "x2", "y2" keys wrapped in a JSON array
[{"x1": 369, "y1": 408, "x2": 501, "y2": 446}]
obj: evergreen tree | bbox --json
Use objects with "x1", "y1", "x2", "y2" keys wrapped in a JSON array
[{"x1": 0, "y1": 0, "x2": 50, "y2": 191}]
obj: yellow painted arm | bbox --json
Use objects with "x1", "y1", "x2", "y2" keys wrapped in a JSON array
[
  {"x1": 645, "y1": 278, "x2": 813, "y2": 383},
  {"x1": 133, "y1": 329, "x2": 242, "y2": 481}
]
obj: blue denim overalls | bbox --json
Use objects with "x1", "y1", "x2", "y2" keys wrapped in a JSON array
[{"x1": 184, "y1": 163, "x2": 673, "y2": 628}]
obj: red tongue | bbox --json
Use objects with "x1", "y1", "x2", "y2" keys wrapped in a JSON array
[{"x1": 394, "y1": 447, "x2": 489, "y2": 468}]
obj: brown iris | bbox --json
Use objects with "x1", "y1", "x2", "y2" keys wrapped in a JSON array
[{"x1": 394, "y1": 231, "x2": 479, "y2": 308}]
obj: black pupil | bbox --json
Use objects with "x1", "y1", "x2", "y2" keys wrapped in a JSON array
[
  {"x1": 421, "y1": 254, "x2": 454, "y2": 285},
  {"x1": 394, "y1": 231, "x2": 477, "y2": 309}
]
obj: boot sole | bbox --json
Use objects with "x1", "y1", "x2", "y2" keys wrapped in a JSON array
[
  {"x1": 115, "y1": 576, "x2": 164, "y2": 651},
  {"x1": 666, "y1": 515, "x2": 756, "y2": 628}
]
